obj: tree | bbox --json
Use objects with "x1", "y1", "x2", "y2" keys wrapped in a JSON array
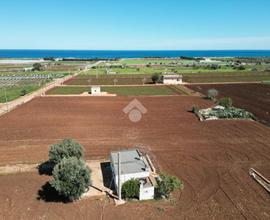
[
  {"x1": 121, "y1": 179, "x2": 140, "y2": 199},
  {"x1": 218, "y1": 97, "x2": 233, "y2": 108},
  {"x1": 49, "y1": 139, "x2": 84, "y2": 164},
  {"x1": 191, "y1": 105, "x2": 199, "y2": 114},
  {"x1": 155, "y1": 173, "x2": 183, "y2": 199},
  {"x1": 207, "y1": 89, "x2": 219, "y2": 100},
  {"x1": 50, "y1": 157, "x2": 91, "y2": 201},
  {"x1": 33, "y1": 63, "x2": 42, "y2": 71},
  {"x1": 151, "y1": 73, "x2": 160, "y2": 84},
  {"x1": 20, "y1": 89, "x2": 27, "y2": 96}
]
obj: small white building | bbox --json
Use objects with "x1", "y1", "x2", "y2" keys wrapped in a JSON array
[
  {"x1": 162, "y1": 74, "x2": 182, "y2": 85},
  {"x1": 24, "y1": 67, "x2": 34, "y2": 72},
  {"x1": 91, "y1": 85, "x2": 101, "y2": 95},
  {"x1": 110, "y1": 149, "x2": 155, "y2": 200}
]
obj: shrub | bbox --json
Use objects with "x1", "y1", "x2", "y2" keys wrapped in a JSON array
[
  {"x1": 155, "y1": 173, "x2": 183, "y2": 199},
  {"x1": 191, "y1": 105, "x2": 199, "y2": 114},
  {"x1": 20, "y1": 89, "x2": 27, "y2": 96},
  {"x1": 238, "y1": 65, "x2": 245, "y2": 70},
  {"x1": 218, "y1": 97, "x2": 233, "y2": 108},
  {"x1": 151, "y1": 73, "x2": 160, "y2": 84},
  {"x1": 207, "y1": 89, "x2": 218, "y2": 100},
  {"x1": 50, "y1": 157, "x2": 91, "y2": 201},
  {"x1": 49, "y1": 139, "x2": 84, "y2": 164},
  {"x1": 121, "y1": 179, "x2": 140, "y2": 199},
  {"x1": 33, "y1": 63, "x2": 42, "y2": 71}
]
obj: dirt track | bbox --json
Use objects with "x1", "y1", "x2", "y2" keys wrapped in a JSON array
[
  {"x1": 0, "y1": 96, "x2": 270, "y2": 219},
  {"x1": 187, "y1": 83, "x2": 270, "y2": 126}
]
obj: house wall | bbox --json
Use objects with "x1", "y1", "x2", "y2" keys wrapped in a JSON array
[
  {"x1": 91, "y1": 87, "x2": 101, "y2": 94},
  {"x1": 163, "y1": 78, "x2": 182, "y2": 85},
  {"x1": 139, "y1": 185, "x2": 155, "y2": 200},
  {"x1": 113, "y1": 171, "x2": 150, "y2": 187}
]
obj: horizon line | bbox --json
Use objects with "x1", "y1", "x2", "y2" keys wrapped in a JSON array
[{"x1": 1, "y1": 49, "x2": 270, "y2": 51}]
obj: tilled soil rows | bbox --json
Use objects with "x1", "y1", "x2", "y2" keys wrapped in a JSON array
[
  {"x1": 0, "y1": 96, "x2": 270, "y2": 219},
  {"x1": 187, "y1": 83, "x2": 270, "y2": 126}
]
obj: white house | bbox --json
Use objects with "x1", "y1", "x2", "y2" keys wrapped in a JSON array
[
  {"x1": 91, "y1": 85, "x2": 101, "y2": 95},
  {"x1": 24, "y1": 67, "x2": 34, "y2": 72},
  {"x1": 110, "y1": 149, "x2": 155, "y2": 200},
  {"x1": 162, "y1": 74, "x2": 182, "y2": 85}
]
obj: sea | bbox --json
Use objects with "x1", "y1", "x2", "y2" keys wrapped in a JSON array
[{"x1": 0, "y1": 50, "x2": 270, "y2": 59}]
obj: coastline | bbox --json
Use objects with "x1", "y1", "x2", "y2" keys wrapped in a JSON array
[{"x1": 0, "y1": 50, "x2": 270, "y2": 59}]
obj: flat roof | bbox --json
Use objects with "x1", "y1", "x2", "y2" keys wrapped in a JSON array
[
  {"x1": 110, "y1": 149, "x2": 149, "y2": 175},
  {"x1": 163, "y1": 74, "x2": 182, "y2": 78}
]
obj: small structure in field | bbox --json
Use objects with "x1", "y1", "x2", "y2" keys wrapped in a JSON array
[
  {"x1": 91, "y1": 85, "x2": 101, "y2": 95},
  {"x1": 24, "y1": 67, "x2": 34, "y2": 72},
  {"x1": 161, "y1": 73, "x2": 182, "y2": 85},
  {"x1": 110, "y1": 149, "x2": 155, "y2": 201},
  {"x1": 106, "y1": 68, "x2": 117, "y2": 75}
]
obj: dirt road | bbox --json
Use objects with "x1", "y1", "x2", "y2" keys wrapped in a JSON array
[{"x1": 0, "y1": 61, "x2": 103, "y2": 117}]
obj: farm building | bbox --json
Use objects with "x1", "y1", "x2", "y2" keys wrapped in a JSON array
[
  {"x1": 91, "y1": 85, "x2": 101, "y2": 95},
  {"x1": 23, "y1": 67, "x2": 34, "y2": 72},
  {"x1": 110, "y1": 149, "x2": 155, "y2": 200},
  {"x1": 161, "y1": 74, "x2": 182, "y2": 85}
]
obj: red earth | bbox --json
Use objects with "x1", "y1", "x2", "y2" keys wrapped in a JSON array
[
  {"x1": 186, "y1": 83, "x2": 270, "y2": 126},
  {"x1": 0, "y1": 96, "x2": 270, "y2": 219}
]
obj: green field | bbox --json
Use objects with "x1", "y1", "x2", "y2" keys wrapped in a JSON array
[
  {"x1": 102, "y1": 86, "x2": 177, "y2": 96},
  {"x1": 46, "y1": 86, "x2": 89, "y2": 95},
  {"x1": 0, "y1": 86, "x2": 40, "y2": 103},
  {"x1": 65, "y1": 74, "x2": 152, "y2": 85},
  {"x1": 115, "y1": 59, "x2": 196, "y2": 65},
  {"x1": 82, "y1": 65, "x2": 269, "y2": 77},
  {"x1": 46, "y1": 85, "x2": 180, "y2": 96}
]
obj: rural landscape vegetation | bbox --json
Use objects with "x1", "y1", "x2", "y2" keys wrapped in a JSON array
[{"x1": 1, "y1": 0, "x2": 270, "y2": 220}]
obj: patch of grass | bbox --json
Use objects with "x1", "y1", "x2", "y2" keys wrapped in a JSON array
[
  {"x1": 0, "y1": 85, "x2": 40, "y2": 103},
  {"x1": 46, "y1": 85, "x2": 178, "y2": 96},
  {"x1": 102, "y1": 86, "x2": 177, "y2": 96},
  {"x1": 65, "y1": 74, "x2": 152, "y2": 85},
  {"x1": 46, "y1": 86, "x2": 89, "y2": 95}
]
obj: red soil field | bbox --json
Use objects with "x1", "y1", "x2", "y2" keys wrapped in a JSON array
[
  {"x1": 187, "y1": 83, "x2": 270, "y2": 126},
  {"x1": 0, "y1": 96, "x2": 270, "y2": 219}
]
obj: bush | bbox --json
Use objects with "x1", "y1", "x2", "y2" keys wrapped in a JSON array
[
  {"x1": 121, "y1": 179, "x2": 140, "y2": 199},
  {"x1": 49, "y1": 139, "x2": 84, "y2": 164},
  {"x1": 20, "y1": 89, "x2": 27, "y2": 96},
  {"x1": 207, "y1": 89, "x2": 218, "y2": 100},
  {"x1": 218, "y1": 97, "x2": 233, "y2": 108},
  {"x1": 155, "y1": 173, "x2": 183, "y2": 199},
  {"x1": 33, "y1": 63, "x2": 42, "y2": 71},
  {"x1": 50, "y1": 157, "x2": 91, "y2": 201},
  {"x1": 151, "y1": 73, "x2": 160, "y2": 84},
  {"x1": 191, "y1": 105, "x2": 199, "y2": 114}
]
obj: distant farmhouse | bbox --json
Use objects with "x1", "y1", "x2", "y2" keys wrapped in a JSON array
[
  {"x1": 161, "y1": 73, "x2": 182, "y2": 85},
  {"x1": 23, "y1": 67, "x2": 34, "y2": 72},
  {"x1": 110, "y1": 149, "x2": 156, "y2": 200}
]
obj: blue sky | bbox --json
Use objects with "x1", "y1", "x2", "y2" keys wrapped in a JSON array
[{"x1": 0, "y1": 0, "x2": 270, "y2": 50}]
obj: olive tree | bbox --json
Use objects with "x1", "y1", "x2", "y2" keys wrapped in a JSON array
[
  {"x1": 151, "y1": 73, "x2": 160, "y2": 84},
  {"x1": 218, "y1": 97, "x2": 233, "y2": 108},
  {"x1": 49, "y1": 139, "x2": 84, "y2": 164},
  {"x1": 33, "y1": 63, "x2": 42, "y2": 71},
  {"x1": 50, "y1": 157, "x2": 91, "y2": 201},
  {"x1": 207, "y1": 88, "x2": 219, "y2": 100}
]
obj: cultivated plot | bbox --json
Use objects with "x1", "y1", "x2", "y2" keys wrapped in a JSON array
[{"x1": 0, "y1": 96, "x2": 269, "y2": 219}]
